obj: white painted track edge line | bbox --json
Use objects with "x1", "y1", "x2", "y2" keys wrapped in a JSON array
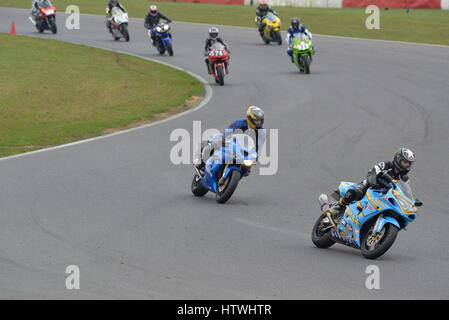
[{"x1": 0, "y1": 41, "x2": 213, "y2": 162}]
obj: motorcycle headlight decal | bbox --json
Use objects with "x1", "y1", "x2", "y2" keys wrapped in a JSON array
[
  {"x1": 156, "y1": 27, "x2": 162, "y2": 32},
  {"x1": 163, "y1": 24, "x2": 169, "y2": 31},
  {"x1": 393, "y1": 191, "x2": 417, "y2": 214}
]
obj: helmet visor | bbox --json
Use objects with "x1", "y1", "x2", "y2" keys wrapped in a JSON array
[{"x1": 400, "y1": 159, "x2": 412, "y2": 169}]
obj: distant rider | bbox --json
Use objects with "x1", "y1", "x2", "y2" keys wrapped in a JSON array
[
  {"x1": 256, "y1": 0, "x2": 277, "y2": 37},
  {"x1": 325, "y1": 148, "x2": 423, "y2": 226},
  {"x1": 106, "y1": 0, "x2": 126, "y2": 34},
  {"x1": 204, "y1": 27, "x2": 230, "y2": 74},
  {"x1": 144, "y1": 5, "x2": 172, "y2": 46},
  {"x1": 194, "y1": 106, "x2": 266, "y2": 172},
  {"x1": 286, "y1": 18, "x2": 314, "y2": 63},
  {"x1": 31, "y1": 0, "x2": 51, "y2": 21}
]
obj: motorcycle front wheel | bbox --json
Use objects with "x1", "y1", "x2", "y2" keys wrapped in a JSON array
[
  {"x1": 274, "y1": 30, "x2": 282, "y2": 45},
  {"x1": 216, "y1": 170, "x2": 241, "y2": 204},
  {"x1": 361, "y1": 223, "x2": 399, "y2": 259},
  {"x1": 191, "y1": 174, "x2": 208, "y2": 197},
  {"x1": 166, "y1": 42, "x2": 174, "y2": 56},
  {"x1": 122, "y1": 25, "x2": 130, "y2": 42},
  {"x1": 302, "y1": 55, "x2": 311, "y2": 74},
  {"x1": 311, "y1": 214, "x2": 336, "y2": 248},
  {"x1": 216, "y1": 65, "x2": 225, "y2": 86},
  {"x1": 49, "y1": 17, "x2": 57, "y2": 34}
]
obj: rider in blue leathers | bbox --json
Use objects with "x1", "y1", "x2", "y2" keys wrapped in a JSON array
[
  {"x1": 194, "y1": 106, "x2": 266, "y2": 172},
  {"x1": 286, "y1": 18, "x2": 314, "y2": 63}
]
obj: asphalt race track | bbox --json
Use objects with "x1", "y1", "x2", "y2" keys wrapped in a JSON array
[{"x1": 0, "y1": 8, "x2": 448, "y2": 299}]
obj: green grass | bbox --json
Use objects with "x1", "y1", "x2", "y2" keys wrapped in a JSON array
[
  {"x1": 0, "y1": 34, "x2": 203, "y2": 157},
  {"x1": 2, "y1": 0, "x2": 449, "y2": 45}
]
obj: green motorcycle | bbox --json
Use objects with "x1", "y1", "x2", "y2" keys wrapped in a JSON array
[{"x1": 292, "y1": 34, "x2": 313, "y2": 74}]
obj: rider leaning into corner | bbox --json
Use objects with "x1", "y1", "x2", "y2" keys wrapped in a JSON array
[
  {"x1": 194, "y1": 106, "x2": 266, "y2": 174},
  {"x1": 106, "y1": 0, "x2": 126, "y2": 34},
  {"x1": 144, "y1": 5, "x2": 172, "y2": 46},
  {"x1": 255, "y1": 0, "x2": 277, "y2": 36},
  {"x1": 325, "y1": 148, "x2": 423, "y2": 226},
  {"x1": 286, "y1": 17, "x2": 315, "y2": 62},
  {"x1": 204, "y1": 27, "x2": 230, "y2": 74}
]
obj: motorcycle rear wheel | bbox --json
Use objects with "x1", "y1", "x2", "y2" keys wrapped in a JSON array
[
  {"x1": 361, "y1": 224, "x2": 399, "y2": 259},
  {"x1": 311, "y1": 214, "x2": 336, "y2": 248},
  {"x1": 216, "y1": 170, "x2": 241, "y2": 204}
]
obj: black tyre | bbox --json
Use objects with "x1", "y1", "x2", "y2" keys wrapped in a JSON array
[
  {"x1": 274, "y1": 30, "x2": 282, "y2": 45},
  {"x1": 263, "y1": 37, "x2": 270, "y2": 44},
  {"x1": 216, "y1": 170, "x2": 241, "y2": 204},
  {"x1": 191, "y1": 174, "x2": 208, "y2": 197},
  {"x1": 166, "y1": 42, "x2": 174, "y2": 56},
  {"x1": 311, "y1": 214, "x2": 336, "y2": 249},
  {"x1": 361, "y1": 223, "x2": 399, "y2": 259},
  {"x1": 302, "y1": 55, "x2": 311, "y2": 74},
  {"x1": 49, "y1": 17, "x2": 57, "y2": 34},
  {"x1": 216, "y1": 65, "x2": 225, "y2": 86},
  {"x1": 122, "y1": 25, "x2": 130, "y2": 42}
]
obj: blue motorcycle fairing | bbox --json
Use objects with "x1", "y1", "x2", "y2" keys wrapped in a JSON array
[
  {"x1": 374, "y1": 216, "x2": 400, "y2": 233},
  {"x1": 152, "y1": 25, "x2": 172, "y2": 48},
  {"x1": 199, "y1": 136, "x2": 257, "y2": 194},
  {"x1": 331, "y1": 181, "x2": 417, "y2": 248}
]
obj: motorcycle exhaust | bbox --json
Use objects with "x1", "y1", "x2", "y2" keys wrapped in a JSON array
[
  {"x1": 28, "y1": 17, "x2": 36, "y2": 26},
  {"x1": 318, "y1": 194, "x2": 329, "y2": 212}
]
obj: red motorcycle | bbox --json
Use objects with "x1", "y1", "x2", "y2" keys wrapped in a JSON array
[
  {"x1": 31, "y1": 0, "x2": 57, "y2": 34},
  {"x1": 207, "y1": 44, "x2": 230, "y2": 86}
]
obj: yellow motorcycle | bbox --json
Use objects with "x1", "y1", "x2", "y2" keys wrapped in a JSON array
[{"x1": 255, "y1": 13, "x2": 282, "y2": 45}]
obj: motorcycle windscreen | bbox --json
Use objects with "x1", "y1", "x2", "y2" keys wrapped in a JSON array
[
  {"x1": 210, "y1": 43, "x2": 225, "y2": 51},
  {"x1": 222, "y1": 134, "x2": 257, "y2": 164},
  {"x1": 37, "y1": 1, "x2": 52, "y2": 8},
  {"x1": 397, "y1": 180, "x2": 414, "y2": 199}
]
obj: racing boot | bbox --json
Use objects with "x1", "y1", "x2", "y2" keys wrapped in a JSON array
[
  {"x1": 193, "y1": 158, "x2": 205, "y2": 175},
  {"x1": 205, "y1": 59, "x2": 211, "y2": 74},
  {"x1": 325, "y1": 198, "x2": 348, "y2": 228}
]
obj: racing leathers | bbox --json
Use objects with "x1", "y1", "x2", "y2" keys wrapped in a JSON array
[
  {"x1": 326, "y1": 161, "x2": 411, "y2": 224},
  {"x1": 286, "y1": 25, "x2": 314, "y2": 62},
  {"x1": 196, "y1": 119, "x2": 266, "y2": 172},
  {"x1": 256, "y1": 5, "x2": 276, "y2": 35},
  {"x1": 106, "y1": 1, "x2": 126, "y2": 33},
  {"x1": 204, "y1": 37, "x2": 229, "y2": 74}
]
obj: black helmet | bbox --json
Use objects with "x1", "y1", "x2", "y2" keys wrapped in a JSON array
[
  {"x1": 291, "y1": 18, "x2": 300, "y2": 30},
  {"x1": 393, "y1": 148, "x2": 415, "y2": 173},
  {"x1": 209, "y1": 27, "x2": 219, "y2": 39},
  {"x1": 246, "y1": 106, "x2": 264, "y2": 129}
]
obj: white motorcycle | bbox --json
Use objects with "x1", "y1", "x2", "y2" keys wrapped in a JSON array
[{"x1": 109, "y1": 7, "x2": 129, "y2": 42}]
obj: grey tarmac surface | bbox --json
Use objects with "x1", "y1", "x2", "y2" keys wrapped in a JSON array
[{"x1": 0, "y1": 8, "x2": 448, "y2": 299}]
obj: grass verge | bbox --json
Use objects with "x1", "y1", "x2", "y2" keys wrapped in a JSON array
[
  {"x1": 0, "y1": 33, "x2": 203, "y2": 157},
  {"x1": 1, "y1": 0, "x2": 449, "y2": 46}
]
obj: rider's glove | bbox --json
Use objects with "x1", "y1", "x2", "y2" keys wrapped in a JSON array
[
  {"x1": 380, "y1": 172, "x2": 393, "y2": 183},
  {"x1": 414, "y1": 199, "x2": 423, "y2": 207}
]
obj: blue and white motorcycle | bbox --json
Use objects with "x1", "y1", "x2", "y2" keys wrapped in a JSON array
[
  {"x1": 149, "y1": 23, "x2": 173, "y2": 56},
  {"x1": 312, "y1": 179, "x2": 421, "y2": 259},
  {"x1": 191, "y1": 135, "x2": 258, "y2": 204}
]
